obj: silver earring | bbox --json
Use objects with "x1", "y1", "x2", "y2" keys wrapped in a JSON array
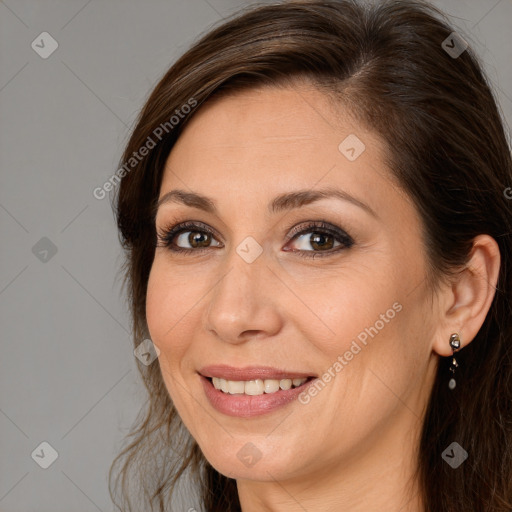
[{"x1": 448, "y1": 333, "x2": 461, "y2": 390}]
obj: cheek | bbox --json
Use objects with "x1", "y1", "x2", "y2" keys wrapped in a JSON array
[
  {"x1": 145, "y1": 259, "x2": 200, "y2": 359},
  {"x1": 145, "y1": 264, "x2": 168, "y2": 343},
  {"x1": 288, "y1": 263, "x2": 418, "y2": 409},
  {"x1": 287, "y1": 264, "x2": 400, "y2": 357},
  {"x1": 145, "y1": 262, "x2": 198, "y2": 412}
]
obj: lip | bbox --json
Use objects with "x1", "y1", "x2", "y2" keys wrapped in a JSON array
[
  {"x1": 198, "y1": 364, "x2": 316, "y2": 381},
  {"x1": 200, "y1": 374, "x2": 317, "y2": 417}
]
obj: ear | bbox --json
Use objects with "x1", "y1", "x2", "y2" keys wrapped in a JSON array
[{"x1": 432, "y1": 234, "x2": 501, "y2": 357}]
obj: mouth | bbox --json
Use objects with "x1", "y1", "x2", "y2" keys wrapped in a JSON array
[
  {"x1": 205, "y1": 375, "x2": 315, "y2": 396},
  {"x1": 198, "y1": 364, "x2": 317, "y2": 393},
  {"x1": 198, "y1": 365, "x2": 318, "y2": 416}
]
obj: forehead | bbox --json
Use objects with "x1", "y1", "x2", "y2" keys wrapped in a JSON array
[{"x1": 162, "y1": 84, "x2": 391, "y2": 195}]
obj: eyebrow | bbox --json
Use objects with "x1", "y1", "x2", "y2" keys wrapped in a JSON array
[{"x1": 154, "y1": 187, "x2": 377, "y2": 218}]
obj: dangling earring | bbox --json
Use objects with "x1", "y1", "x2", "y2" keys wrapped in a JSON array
[{"x1": 448, "y1": 333, "x2": 461, "y2": 390}]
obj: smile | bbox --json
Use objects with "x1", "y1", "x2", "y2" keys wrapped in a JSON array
[{"x1": 211, "y1": 377, "x2": 311, "y2": 395}]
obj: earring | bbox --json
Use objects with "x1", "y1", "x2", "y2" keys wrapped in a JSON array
[{"x1": 448, "y1": 333, "x2": 461, "y2": 390}]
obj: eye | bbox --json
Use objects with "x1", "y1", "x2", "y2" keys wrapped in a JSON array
[
  {"x1": 284, "y1": 221, "x2": 354, "y2": 258},
  {"x1": 155, "y1": 219, "x2": 354, "y2": 258},
  {"x1": 156, "y1": 221, "x2": 222, "y2": 254}
]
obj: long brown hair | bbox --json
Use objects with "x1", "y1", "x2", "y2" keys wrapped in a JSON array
[{"x1": 109, "y1": 1, "x2": 512, "y2": 510}]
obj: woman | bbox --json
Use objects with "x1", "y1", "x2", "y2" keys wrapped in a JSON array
[{"x1": 109, "y1": 0, "x2": 512, "y2": 510}]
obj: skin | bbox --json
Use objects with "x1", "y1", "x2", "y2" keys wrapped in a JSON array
[{"x1": 146, "y1": 81, "x2": 500, "y2": 512}]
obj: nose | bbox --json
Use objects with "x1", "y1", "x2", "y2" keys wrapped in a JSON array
[{"x1": 203, "y1": 246, "x2": 283, "y2": 344}]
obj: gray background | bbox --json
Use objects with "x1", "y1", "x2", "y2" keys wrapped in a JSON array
[{"x1": 0, "y1": 1, "x2": 510, "y2": 511}]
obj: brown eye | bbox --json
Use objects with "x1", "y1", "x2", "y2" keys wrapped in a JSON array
[
  {"x1": 156, "y1": 221, "x2": 222, "y2": 253},
  {"x1": 284, "y1": 221, "x2": 354, "y2": 257},
  {"x1": 309, "y1": 232, "x2": 335, "y2": 251},
  {"x1": 186, "y1": 231, "x2": 212, "y2": 248},
  {"x1": 289, "y1": 231, "x2": 339, "y2": 252},
  {"x1": 171, "y1": 229, "x2": 222, "y2": 250}
]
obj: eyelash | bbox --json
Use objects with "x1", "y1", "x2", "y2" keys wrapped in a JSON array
[{"x1": 155, "y1": 220, "x2": 354, "y2": 259}]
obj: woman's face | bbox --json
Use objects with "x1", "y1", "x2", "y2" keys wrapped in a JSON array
[{"x1": 147, "y1": 83, "x2": 441, "y2": 483}]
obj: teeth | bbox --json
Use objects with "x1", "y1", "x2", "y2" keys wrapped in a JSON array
[
  {"x1": 280, "y1": 379, "x2": 292, "y2": 390},
  {"x1": 227, "y1": 380, "x2": 245, "y2": 394},
  {"x1": 245, "y1": 380, "x2": 263, "y2": 396},
  {"x1": 211, "y1": 377, "x2": 308, "y2": 395},
  {"x1": 264, "y1": 379, "x2": 280, "y2": 393}
]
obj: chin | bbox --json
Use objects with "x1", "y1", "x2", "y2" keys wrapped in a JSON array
[{"x1": 200, "y1": 441, "x2": 305, "y2": 482}]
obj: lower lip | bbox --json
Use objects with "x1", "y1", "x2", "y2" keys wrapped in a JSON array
[{"x1": 200, "y1": 375, "x2": 316, "y2": 418}]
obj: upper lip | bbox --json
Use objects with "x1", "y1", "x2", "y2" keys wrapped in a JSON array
[{"x1": 199, "y1": 365, "x2": 316, "y2": 381}]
